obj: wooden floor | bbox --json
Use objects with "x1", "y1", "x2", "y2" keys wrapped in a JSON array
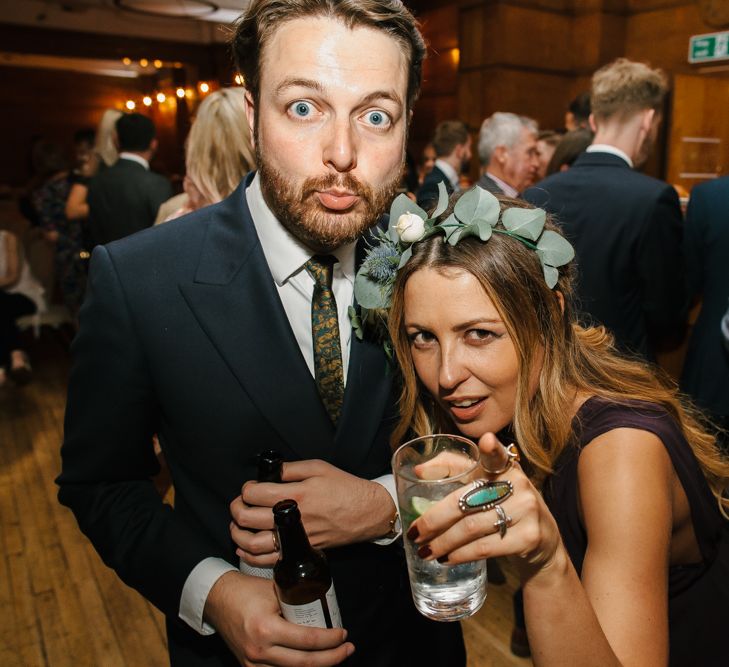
[{"x1": 0, "y1": 329, "x2": 531, "y2": 667}]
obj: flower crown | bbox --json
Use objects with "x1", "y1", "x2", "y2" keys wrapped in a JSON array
[{"x1": 352, "y1": 182, "x2": 575, "y2": 321}]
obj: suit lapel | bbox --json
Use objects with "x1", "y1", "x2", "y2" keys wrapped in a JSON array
[
  {"x1": 178, "y1": 178, "x2": 335, "y2": 460},
  {"x1": 332, "y1": 229, "x2": 393, "y2": 468}
]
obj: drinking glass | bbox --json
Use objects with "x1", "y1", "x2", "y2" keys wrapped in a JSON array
[{"x1": 392, "y1": 434, "x2": 488, "y2": 621}]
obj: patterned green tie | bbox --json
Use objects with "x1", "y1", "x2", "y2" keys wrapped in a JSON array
[{"x1": 305, "y1": 255, "x2": 345, "y2": 424}]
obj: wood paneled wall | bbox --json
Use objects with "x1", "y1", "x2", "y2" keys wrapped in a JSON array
[{"x1": 410, "y1": 0, "x2": 729, "y2": 184}]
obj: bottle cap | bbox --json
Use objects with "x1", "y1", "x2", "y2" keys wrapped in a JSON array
[{"x1": 273, "y1": 499, "x2": 300, "y2": 526}]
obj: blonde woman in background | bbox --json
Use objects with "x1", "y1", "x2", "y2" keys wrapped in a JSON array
[
  {"x1": 65, "y1": 108, "x2": 122, "y2": 223},
  {"x1": 156, "y1": 87, "x2": 255, "y2": 223}
]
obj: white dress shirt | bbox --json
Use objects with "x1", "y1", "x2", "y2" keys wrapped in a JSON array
[
  {"x1": 485, "y1": 171, "x2": 519, "y2": 198},
  {"x1": 178, "y1": 174, "x2": 399, "y2": 635},
  {"x1": 586, "y1": 144, "x2": 634, "y2": 168},
  {"x1": 434, "y1": 158, "x2": 461, "y2": 192},
  {"x1": 118, "y1": 152, "x2": 150, "y2": 170}
]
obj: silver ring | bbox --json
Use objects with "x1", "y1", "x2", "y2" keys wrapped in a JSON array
[
  {"x1": 493, "y1": 505, "x2": 512, "y2": 539},
  {"x1": 272, "y1": 530, "x2": 280, "y2": 552},
  {"x1": 483, "y1": 443, "x2": 520, "y2": 475}
]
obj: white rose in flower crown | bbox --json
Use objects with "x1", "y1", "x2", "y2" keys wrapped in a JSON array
[{"x1": 394, "y1": 212, "x2": 426, "y2": 243}]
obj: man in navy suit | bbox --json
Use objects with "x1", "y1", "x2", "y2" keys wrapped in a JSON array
[
  {"x1": 87, "y1": 113, "x2": 172, "y2": 245},
  {"x1": 680, "y1": 176, "x2": 729, "y2": 447},
  {"x1": 524, "y1": 58, "x2": 687, "y2": 360},
  {"x1": 57, "y1": 2, "x2": 465, "y2": 666},
  {"x1": 416, "y1": 120, "x2": 471, "y2": 211}
]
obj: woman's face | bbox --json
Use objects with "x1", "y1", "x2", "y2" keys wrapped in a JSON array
[{"x1": 403, "y1": 267, "x2": 540, "y2": 439}]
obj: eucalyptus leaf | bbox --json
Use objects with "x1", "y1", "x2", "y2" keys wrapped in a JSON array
[
  {"x1": 536, "y1": 230, "x2": 575, "y2": 266},
  {"x1": 475, "y1": 218, "x2": 493, "y2": 241},
  {"x1": 348, "y1": 306, "x2": 364, "y2": 340},
  {"x1": 398, "y1": 245, "x2": 413, "y2": 269},
  {"x1": 543, "y1": 264, "x2": 559, "y2": 289},
  {"x1": 354, "y1": 274, "x2": 390, "y2": 309},
  {"x1": 432, "y1": 181, "x2": 450, "y2": 218},
  {"x1": 388, "y1": 194, "x2": 427, "y2": 243},
  {"x1": 447, "y1": 225, "x2": 464, "y2": 245},
  {"x1": 501, "y1": 207, "x2": 546, "y2": 241},
  {"x1": 453, "y1": 186, "x2": 500, "y2": 226}
]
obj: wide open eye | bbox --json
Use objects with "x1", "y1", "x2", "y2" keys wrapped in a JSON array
[
  {"x1": 289, "y1": 101, "x2": 314, "y2": 118},
  {"x1": 362, "y1": 110, "x2": 391, "y2": 128}
]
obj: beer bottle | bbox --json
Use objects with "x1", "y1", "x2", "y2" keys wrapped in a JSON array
[
  {"x1": 273, "y1": 499, "x2": 342, "y2": 628},
  {"x1": 239, "y1": 449, "x2": 283, "y2": 579}
]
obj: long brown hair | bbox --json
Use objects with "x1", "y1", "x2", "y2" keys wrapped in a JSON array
[{"x1": 388, "y1": 197, "x2": 729, "y2": 516}]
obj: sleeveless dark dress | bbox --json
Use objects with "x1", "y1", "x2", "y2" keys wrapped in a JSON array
[{"x1": 543, "y1": 397, "x2": 729, "y2": 666}]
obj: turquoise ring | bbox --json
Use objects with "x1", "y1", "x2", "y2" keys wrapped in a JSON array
[{"x1": 458, "y1": 479, "x2": 513, "y2": 514}]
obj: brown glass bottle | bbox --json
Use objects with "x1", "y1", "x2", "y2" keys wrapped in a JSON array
[
  {"x1": 273, "y1": 499, "x2": 342, "y2": 629},
  {"x1": 239, "y1": 450, "x2": 283, "y2": 579}
]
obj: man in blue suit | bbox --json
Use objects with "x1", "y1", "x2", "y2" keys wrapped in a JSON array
[
  {"x1": 681, "y1": 176, "x2": 729, "y2": 447},
  {"x1": 524, "y1": 58, "x2": 687, "y2": 360},
  {"x1": 416, "y1": 120, "x2": 471, "y2": 211},
  {"x1": 57, "y1": 2, "x2": 465, "y2": 666}
]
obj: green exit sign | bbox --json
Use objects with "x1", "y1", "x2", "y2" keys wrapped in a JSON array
[{"x1": 689, "y1": 32, "x2": 729, "y2": 63}]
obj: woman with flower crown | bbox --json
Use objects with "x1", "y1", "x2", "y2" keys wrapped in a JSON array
[{"x1": 355, "y1": 185, "x2": 729, "y2": 665}]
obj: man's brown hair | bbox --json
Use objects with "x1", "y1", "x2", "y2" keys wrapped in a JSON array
[
  {"x1": 591, "y1": 58, "x2": 668, "y2": 121},
  {"x1": 231, "y1": 0, "x2": 426, "y2": 111},
  {"x1": 431, "y1": 120, "x2": 470, "y2": 158}
]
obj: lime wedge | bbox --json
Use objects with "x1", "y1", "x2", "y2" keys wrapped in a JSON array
[{"x1": 411, "y1": 496, "x2": 437, "y2": 517}]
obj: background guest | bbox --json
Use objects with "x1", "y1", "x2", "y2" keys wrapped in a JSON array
[
  {"x1": 535, "y1": 130, "x2": 562, "y2": 181},
  {"x1": 680, "y1": 176, "x2": 729, "y2": 449},
  {"x1": 477, "y1": 112, "x2": 539, "y2": 197},
  {"x1": 544, "y1": 128, "x2": 593, "y2": 176},
  {"x1": 564, "y1": 91, "x2": 591, "y2": 131},
  {"x1": 524, "y1": 58, "x2": 687, "y2": 361},
  {"x1": 417, "y1": 120, "x2": 472, "y2": 211},
  {"x1": 31, "y1": 141, "x2": 86, "y2": 320},
  {"x1": 65, "y1": 109, "x2": 122, "y2": 228},
  {"x1": 87, "y1": 112, "x2": 171, "y2": 245},
  {"x1": 0, "y1": 229, "x2": 45, "y2": 385},
  {"x1": 155, "y1": 87, "x2": 255, "y2": 223}
]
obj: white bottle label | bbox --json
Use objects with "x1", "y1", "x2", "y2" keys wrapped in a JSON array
[
  {"x1": 279, "y1": 582, "x2": 342, "y2": 628},
  {"x1": 239, "y1": 557, "x2": 274, "y2": 580}
]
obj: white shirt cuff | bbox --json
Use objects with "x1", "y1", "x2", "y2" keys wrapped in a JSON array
[
  {"x1": 371, "y1": 473, "x2": 401, "y2": 545},
  {"x1": 179, "y1": 557, "x2": 238, "y2": 635}
]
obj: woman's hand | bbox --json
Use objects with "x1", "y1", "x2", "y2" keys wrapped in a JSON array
[{"x1": 407, "y1": 433, "x2": 563, "y2": 580}]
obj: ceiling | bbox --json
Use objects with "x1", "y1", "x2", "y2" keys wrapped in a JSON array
[{"x1": 0, "y1": 0, "x2": 250, "y2": 43}]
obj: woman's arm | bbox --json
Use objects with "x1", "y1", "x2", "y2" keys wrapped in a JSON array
[
  {"x1": 410, "y1": 431, "x2": 673, "y2": 667},
  {"x1": 574, "y1": 428, "x2": 672, "y2": 666},
  {"x1": 0, "y1": 233, "x2": 20, "y2": 288},
  {"x1": 65, "y1": 182, "x2": 89, "y2": 220}
]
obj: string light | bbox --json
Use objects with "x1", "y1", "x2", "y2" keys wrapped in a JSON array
[
  {"x1": 153, "y1": 59, "x2": 163, "y2": 69},
  {"x1": 139, "y1": 58, "x2": 149, "y2": 67},
  {"x1": 176, "y1": 88, "x2": 186, "y2": 98},
  {"x1": 185, "y1": 88, "x2": 193, "y2": 99},
  {"x1": 122, "y1": 57, "x2": 131, "y2": 66},
  {"x1": 142, "y1": 96, "x2": 152, "y2": 107},
  {"x1": 156, "y1": 92, "x2": 166, "y2": 103},
  {"x1": 125, "y1": 100, "x2": 136, "y2": 110},
  {"x1": 199, "y1": 82, "x2": 210, "y2": 93}
]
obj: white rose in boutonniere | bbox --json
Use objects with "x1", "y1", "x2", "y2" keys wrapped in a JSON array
[{"x1": 394, "y1": 212, "x2": 426, "y2": 243}]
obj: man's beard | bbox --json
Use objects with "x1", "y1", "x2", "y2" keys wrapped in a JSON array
[{"x1": 257, "y1": 149, "x2": 401, "y2": 253}]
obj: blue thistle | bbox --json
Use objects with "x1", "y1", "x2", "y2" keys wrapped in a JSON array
[{"x1": 364, "y1": 243, "x2": 400, "y2": 283}]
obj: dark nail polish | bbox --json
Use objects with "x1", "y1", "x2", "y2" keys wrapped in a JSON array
[
  {"x1": 417, "y1": 545, "x2": 432, "y2": 559},
  {"x1": 437, "y1": 555, "x2": 449, "y2": 564},
  {"x1": 407, "y1": 525, "x2": 419, "y2": 541}
]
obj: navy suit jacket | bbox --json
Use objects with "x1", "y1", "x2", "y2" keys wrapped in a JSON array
[
  {"x1": 680, "y1": 176, "x2": 729, "y2": 420},
  {"x1": 416, "y1": 165, "x2": 453, "y2": 212},
  {"x1": 57, "y1": 175, "x2": 463, "y2": 666},
  {"x1": 524, "y1": 151, "x2": 687, "y2": 360},
  {"x1": 87, "y1": 158, "x2": 172, "y2": 246}
]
